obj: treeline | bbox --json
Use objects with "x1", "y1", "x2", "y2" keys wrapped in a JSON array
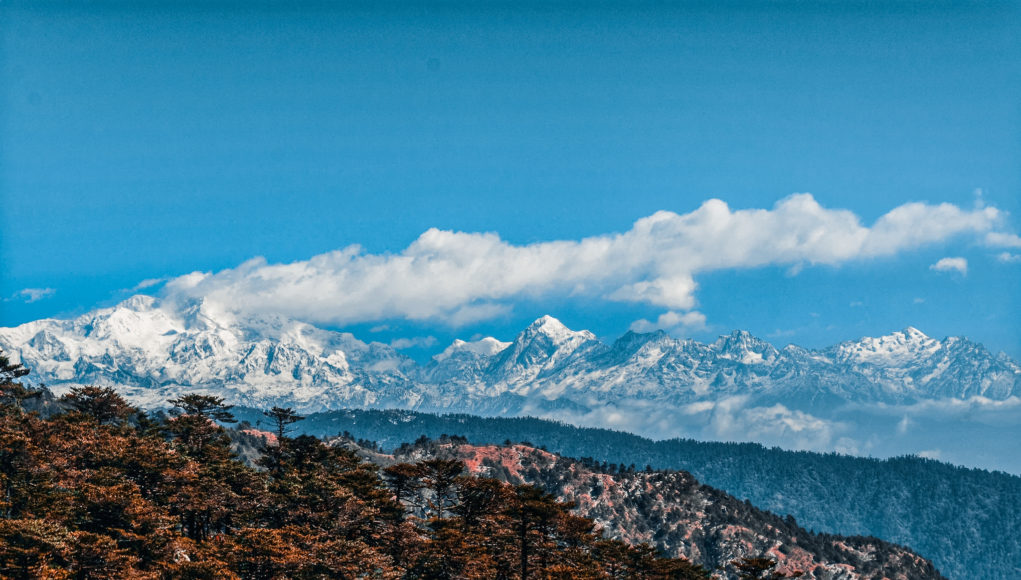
[
  {"x1": 261, "y1": 408, "x2": 1021, "y2": 580},
  {"x1": 0, "y1": 354, "x2": 713, "y2": 579}
]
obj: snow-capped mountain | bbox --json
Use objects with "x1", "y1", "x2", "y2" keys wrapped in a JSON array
[
  {"x1": 1, "y1": 295, "x2": 1018, "y2": 416},
  {"x1": 0, "y1": 295, "x2": 422, "y2": 410}
]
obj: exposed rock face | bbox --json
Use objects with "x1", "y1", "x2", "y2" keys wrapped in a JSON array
[
  {"x1": 389, "y1": 440, "x2": 945, "y2": 580},
  {"x1": 387, "y1": 441, "x2": 939, "y2": 575}
]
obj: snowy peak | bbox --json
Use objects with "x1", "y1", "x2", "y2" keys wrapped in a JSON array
[
  {"x1": 832, "y1": 326, "x2": 940, "y2": 366},
  {"x1": 520, "y1": 315, "x2": 596, "y2": 345},
  {"x1": 433, "y1": 337, "x2": 510, "y2": 362},
  {"x1": 485, "y1": 316, "x2": 601, "y2": 386},
  {"x1": 712, "y1": 330, "x2": 778, "y2": 364},
  {"x1": 121, "y1": 294, "x2": 159, "y2": 312},
  {"x1": 611, "y1": 329, "x2": 669, "y2": 354},
  {"x1": 902, "y1": 326, "x2": 929, "y2": 340},
  {"x1": 0, "y1": 295, "x2": 421, "y2": 411},
  {"x1": 599, "y1": 330, "x2": 675, "y2": 367},
  {"x1": 508, "y1": 316, "x2": 598, "y2": 359},
  {"x1": 1, "y1": 298, "x2": 1017, "y2": 412}
]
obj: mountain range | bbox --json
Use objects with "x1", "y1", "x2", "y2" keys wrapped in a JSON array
[{"x1": 2, "y1": 295, "x2": 1019, "y2": 471}]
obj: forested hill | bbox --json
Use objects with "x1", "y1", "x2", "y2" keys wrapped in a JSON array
[
  {"x1": 0, "y1": 376, "x2": 940, "y2": 579},
  {"x1": 378, "y1": 437, "x2": 942, "y2": 579},
  {"x1": 0, "y1": 387, "x2": 718, "y2": 577},
  {"x1": 244, "y1": 407, "x2": 1021, "y2": 580}
]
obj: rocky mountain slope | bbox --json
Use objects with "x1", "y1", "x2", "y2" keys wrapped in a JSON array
[
  {"x1": 280, "y1": 408, "x2": 1017, "y2": 580},
  {"x1": 378, "y1": 438, "x2": 944, "y2": 579}
]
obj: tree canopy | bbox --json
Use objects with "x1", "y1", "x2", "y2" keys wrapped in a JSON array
[{"x1": 0, "y1": 375, "x2": 711, "y2": 579}]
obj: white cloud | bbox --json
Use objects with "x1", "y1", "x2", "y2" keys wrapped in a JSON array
[
  {"x1": 161, "y1": 194, "x2": 1013, "y2": 326},
  {"x1": 132, "y1": 278, "x2": 166, "y2": 291},
  {"x1": 985, "y1": 232, "x2": 1021, "y2": 248},
  {"x1": 997, "y1": 252, "x2": 1021, "y2": 264},
  {"x1": 390, "y1": 336, "x2": 438, "y2": 349},
  {"x1": 929, "y1": 257, "x2": 968, "y2": 276},
  {"x1": 850, "y1": 396, "x2": 1021, "y2": 419},
  {"x1": 9, "y1": 288, "x2": 56, "y2": 303},
  {"x1": 629, "y1": 310, "x2": 707, "y2": 335},
  {"x1": 698, "y1": 397, "x2": 843, "y2": 451},
  {"x1": 533, "y1": 396, "x2": 844, "y2": 451}
]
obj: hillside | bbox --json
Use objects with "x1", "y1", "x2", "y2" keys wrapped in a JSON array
[
  {"x1": 379, "y1": 437, "x2": 942, "y2": 580},
  {"x1": 0, "y1": 384, "x2": 711, "y2": 576},
  {"x1": 264, "y1": 408, "x2": 1021, "y2": 580},
  {"x1": 0, "y1": 376, "x2": 941, "y2": 579}
]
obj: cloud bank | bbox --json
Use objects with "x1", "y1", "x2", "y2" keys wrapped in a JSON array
[
  {"x1": 162, "y1": 194, "x2": 1014, "y2": 326},
  {"x1": 629, "y1": 310, "x2": 708, "y2": 335},
  {"x1": 545, "y1": 396, "x2": 846, "y2": 452}
]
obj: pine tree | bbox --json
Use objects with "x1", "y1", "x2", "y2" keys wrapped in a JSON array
[
  {"x1": 0, "y1": 351, "x2": 29, "y2": 386},
  {"x1": 0, "y1": 351, "x2": 36, "y2": 413},
  {"x1": 259, "y1": 407, "x2": 304, "y2": 477},
  {"x1": 61, "y1": 385, "x2": 134, "y2": 425},
  {"x1": 420, "y1": 458, "x2": 464, "y2": 520},
  {"x1": 168, "y1": 394, "x2": 237, "y2": 424},
  {"x1": 262, "y1": 406, "x2": 302, "y2": 441},
  {"x1": 383, "y1": 462, "x2": 425, "y2": 521},
  {"x1": 167, "y1": 395, "x2": 237, "y2": 459}
]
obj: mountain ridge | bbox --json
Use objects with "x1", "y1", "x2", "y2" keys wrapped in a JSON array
[
  {"x1": 2, "y1": 295, "x2": 1017, "y2": 413},
  {"x1": 3, "y1": 295, "x2": 1020, "y2": 473},
  {"x1": 381, "y1": 438, "x2": 945, "y2": 580},
  {"x1": 230, "y1": 406, "x2": 1021, "y2": 580}
]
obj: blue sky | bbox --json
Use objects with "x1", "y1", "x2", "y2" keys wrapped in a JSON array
[{"x1": 2, "y1": 1, "x2": 1020, "y2": 359}]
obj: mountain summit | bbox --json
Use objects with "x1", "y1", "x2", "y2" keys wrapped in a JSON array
[
  {"x1": 484, "y1": 315, "x2": 600, "y2": 390},
  {"x1": 1, "y1": 295, "x2": 1019, "y2": 467},
  {"x1": 1, "y1": 297, "x2": 1017, "y2": 414}
]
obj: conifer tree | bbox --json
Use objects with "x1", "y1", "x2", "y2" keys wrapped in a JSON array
[
  {"x1": 420, "y1": 458, "x2": 464, "y2": 520},
  {"x1": 263, "y1": 406, "x2": 303, "y2": 441},
  {"x1": 168, "y1": 394, "x2": 237, "y2": 424},
  {"x1": 0, "y1": 351, "x2": 29, "y2": 386},
  {"x1": 167, "y1": 394, "x2": 237, "y2": 459},
  {"x1": 61, "y1": 385, "x2": 134, "y2": 425},
  {"x1": 383, "y1": 462, "x2": 425, "y2": 521},
  {"x1": 260, "y1": 407, "x2": 304, "y2": 477},
  {"x1": 0, "y1": 351, "x2": 36, "y2": 413}
]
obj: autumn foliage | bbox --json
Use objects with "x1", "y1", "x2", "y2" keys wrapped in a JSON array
[{"x1": 0, "y1": 353, "x2": 709, "y2": 579}]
